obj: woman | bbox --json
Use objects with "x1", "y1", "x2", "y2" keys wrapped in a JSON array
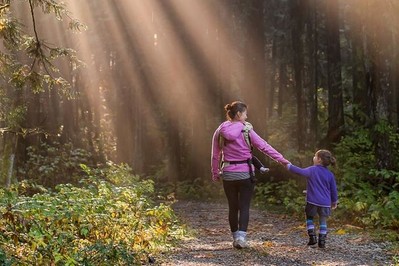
[{"x1": 211, "y1": 101, "x2": 290, "y2": 249}]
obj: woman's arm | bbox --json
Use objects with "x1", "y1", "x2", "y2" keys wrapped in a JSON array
[
  {"x1": 211, "y1": 129, "x2": 221, "y2": 181},
  {"x1": 250, "y1": 130, "x2": 290, "y2": 164}
]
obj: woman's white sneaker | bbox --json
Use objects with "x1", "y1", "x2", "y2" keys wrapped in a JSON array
[{"x1": 233, "y1": 237, "x2": 248, "y2": 249}]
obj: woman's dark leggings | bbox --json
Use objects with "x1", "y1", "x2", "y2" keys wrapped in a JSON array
[{"x1": 223, "y1": 178, "x2": 255, "y2": 232}]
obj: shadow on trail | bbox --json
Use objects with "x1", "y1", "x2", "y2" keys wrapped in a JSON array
[{"x1": 160, "y1": 200, "x2": 393, "y2": 266}]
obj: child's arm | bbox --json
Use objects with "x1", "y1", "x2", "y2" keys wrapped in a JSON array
[
  {"x1": 286, "y1": 164, "x2": 312, "y2": 178},
  {"x1": 330, "y1": 174, "x2": 339, "y2": 208}
]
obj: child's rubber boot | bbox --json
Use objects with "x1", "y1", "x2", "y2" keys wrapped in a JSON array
[
  {"x1": 318, "y1": 234, "x2": 326, "y2": 248},
  {"x1": 307, "y1": 229, "x2": 317, "y2": 247}
]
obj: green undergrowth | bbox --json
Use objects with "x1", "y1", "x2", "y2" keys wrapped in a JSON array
[
  {"x1": 0, "y1": 163, "x2": 187, "y2": 265},
  {"x1": 156, "y1": 177, "x2": 225, "y2": 202},
  {"x1": 253, "y1": 179, "x2": 305, "y2": 217}
]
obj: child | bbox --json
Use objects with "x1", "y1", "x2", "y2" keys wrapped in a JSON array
[{"x1": 286, "y1": 150, "x2": 338, "y2": 248}]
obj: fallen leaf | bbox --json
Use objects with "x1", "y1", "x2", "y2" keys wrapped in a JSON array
[{"x1": 263, "y1": 241, "x2": 273, "y2": 247}]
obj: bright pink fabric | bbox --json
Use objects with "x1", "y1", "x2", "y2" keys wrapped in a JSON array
[{"x1": 211, "y1": 121, "x2": 289, "y2": 181}]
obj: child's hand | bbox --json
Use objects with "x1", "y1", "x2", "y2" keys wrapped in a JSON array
[{"x1": 331, "y1": 202, "x2": 338, "y2": 209}]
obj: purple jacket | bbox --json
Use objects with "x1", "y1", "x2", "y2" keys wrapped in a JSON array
[
  {"x1": 211, "y1": 121, "x2": 290, "y2": 180},
  {"x1": 287, "y1": 164, "x2": 338, "y2": 207}
]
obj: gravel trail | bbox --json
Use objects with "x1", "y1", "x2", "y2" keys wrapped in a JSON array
[{"x1": 159, "y1": 200, "x2": 395, "y2": 266}]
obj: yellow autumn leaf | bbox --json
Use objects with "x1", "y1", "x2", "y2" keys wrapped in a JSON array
[
  {"x1": 263, "y1": 241, "x2": 273, "y2": 247},
  {"x1": 336, "y1": 229, "x2": 346, "y2": 235}
]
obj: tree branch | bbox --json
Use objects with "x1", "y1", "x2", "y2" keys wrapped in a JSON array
[
  {"x1": 28, "y1": 0, "x2": 51, "y2": 75},
  {"x1": 0, "y1": 4, "x2": 10, "y2": 11}
]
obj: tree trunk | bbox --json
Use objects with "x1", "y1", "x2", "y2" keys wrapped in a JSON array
[
  {"x1": 243, "y1": 0, "x2": 267, "y2": 136},
  {"x1": 367, "y1": 1, "x2": 394, "y2": 170},
  {"x1": 347, "y1": 0, "x2": 369, "y2": 125},
  {"x1": 268, "y1": 38, "x2": 277, "y2": 119},
  {"x1": 290, "y1": 0, "x2": 306, "y2": 151},
  {"x1": 277, "y1": 61, "x2": 287, "y2": 118},
  {"x1": 305, "y1": 1, "x2": 317, "y2": 148},
  {"x1": 311, "y1": 0, "x2": 319, "y2": 142},
  {"x1": 325, "y1": 0, "x2": 344, "y2": 145}
]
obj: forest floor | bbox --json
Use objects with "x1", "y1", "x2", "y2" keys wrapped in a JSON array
[{"x1": 156, "y1": 200, "x2": 397, "y2": 266}]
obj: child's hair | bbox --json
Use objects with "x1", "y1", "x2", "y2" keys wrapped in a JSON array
[
  {"x1": 316, "y1": 149, "x2": 336, "y2": 167},
  {"x1": 224, "y1": 101, "x2": 247, "y2": 120}
]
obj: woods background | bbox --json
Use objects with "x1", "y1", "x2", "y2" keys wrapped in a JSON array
[
  {"x1": 2, "y1": 1, "x2": 399, "y2": 264},
  {"x1": 1, "y1": 0, "x2": 398, "y2": 192}
]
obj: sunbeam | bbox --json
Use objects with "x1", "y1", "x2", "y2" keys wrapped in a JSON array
[{"x1": 65, "y1": 0, "x2": 242, "y2": 176}]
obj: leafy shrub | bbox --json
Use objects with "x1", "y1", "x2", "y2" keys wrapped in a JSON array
[
  {"x1": 0, "y1": 163, "x2": 185, "y2": 265},
  {"x1": 18, "y1": 142, "x2": 92, "y2": 188},
  {"x1": 254, "y1": 179, "x2": 305, "y2": 217},
  {"x1": 333, "y1": 125, "x2": 399, "y2": 229},
  {"x1": 157, "y1": 177, "x2": 225, "y2": 201}
]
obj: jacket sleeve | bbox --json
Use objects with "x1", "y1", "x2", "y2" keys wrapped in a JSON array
[
  {"x1": 250, "y1": 130, "x2": 290, "y2": 164},
  {"x1": 330, "y1": 174, "x2": 338, "y2": 203},
  {"x1": 211, "y1": 128, "x2": 221, "y2": 180},
  {"x1": 287, "y1": 164, "x2": 312, "y2": 177}
]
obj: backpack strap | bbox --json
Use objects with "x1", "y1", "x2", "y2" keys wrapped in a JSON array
[
  {"x1": 242, "y1": 122, "x2": 257, "y2": 183},
  {"x1": 218, "y1": 133, "x2": 225, "y2": 170},
  {"x1": 242, "y1": 122, "x2": 253, "y2": 150}
]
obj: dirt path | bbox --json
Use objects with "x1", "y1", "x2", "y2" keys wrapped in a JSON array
[{"x1": 159, "y1": 200, "x2": 394, "y2": 266}]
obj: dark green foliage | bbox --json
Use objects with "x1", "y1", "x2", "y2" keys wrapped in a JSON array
[
  {"x1": 251, "y1": 122, "x2": 399, "y2": 230},
  {"x1": 157, "y1": 178, "x2": 225, "y2": 201},
  {"x1": 0, "y1": 247, "x2": 14, "y2": 266},
  {"x1": 253, "y1": 179, "x2": 305, "y2": 217},
  {"x1": 18, "y1": 142, "x2": 92, "y2": 188},
  {"x1": 333, "y1": 124, "x2": 399, "y2": 229}
]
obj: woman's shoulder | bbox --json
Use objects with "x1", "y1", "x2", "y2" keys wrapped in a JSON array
[
  {"x1": 219, "y1": 121, "x2": 245, "y2": 140},
  {"x1": 220, "y1": 121, "x2": 244, "y2": 130}
]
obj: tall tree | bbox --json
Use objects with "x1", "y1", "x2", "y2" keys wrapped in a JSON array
[
  {"x1": 366, "y1": 1, "x2": 395, "y2": 170},
  {"x1": 325, "y1": 0, "x2": 344, "y2": 145},
  {"x1": 346, "y1": 1, "x2": 370, "y2": 125},
  {"x1": 303, "y1": 1, "x2": 318, "y2": 148},
  {"x1": 290, "y1": 0, "x2": 306, "y2": 151},
  {"x1": 0, "y1": 1, "x2": 82, "y2": 186},
  {"x1": 242, "y1": 0, "x2": 267, "y2": 135}
]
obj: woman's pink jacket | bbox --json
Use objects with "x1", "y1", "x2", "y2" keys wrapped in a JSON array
[{"x1": 211, "y1": 121, "x2": 289, "y2": 181}]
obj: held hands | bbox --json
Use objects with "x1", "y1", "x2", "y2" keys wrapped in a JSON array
[{"x1": 283, "y1": 162, "x2": 292, "y2": 170}]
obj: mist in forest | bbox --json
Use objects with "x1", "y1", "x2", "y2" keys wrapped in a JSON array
[
  {"x1": 42, "y1": 0, "x2": 268, "y2": 181},
  {"x1": 5, "y1": 0, "x2": 399, "y2": 183}
]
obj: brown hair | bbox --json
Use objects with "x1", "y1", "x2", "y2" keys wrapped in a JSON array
[
  {"x1": 316, "y1": 149, "x2": 336, "y2": 167},
  {"x1": 224, "y1": 101, "x2": 247, "y2": 121}
]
